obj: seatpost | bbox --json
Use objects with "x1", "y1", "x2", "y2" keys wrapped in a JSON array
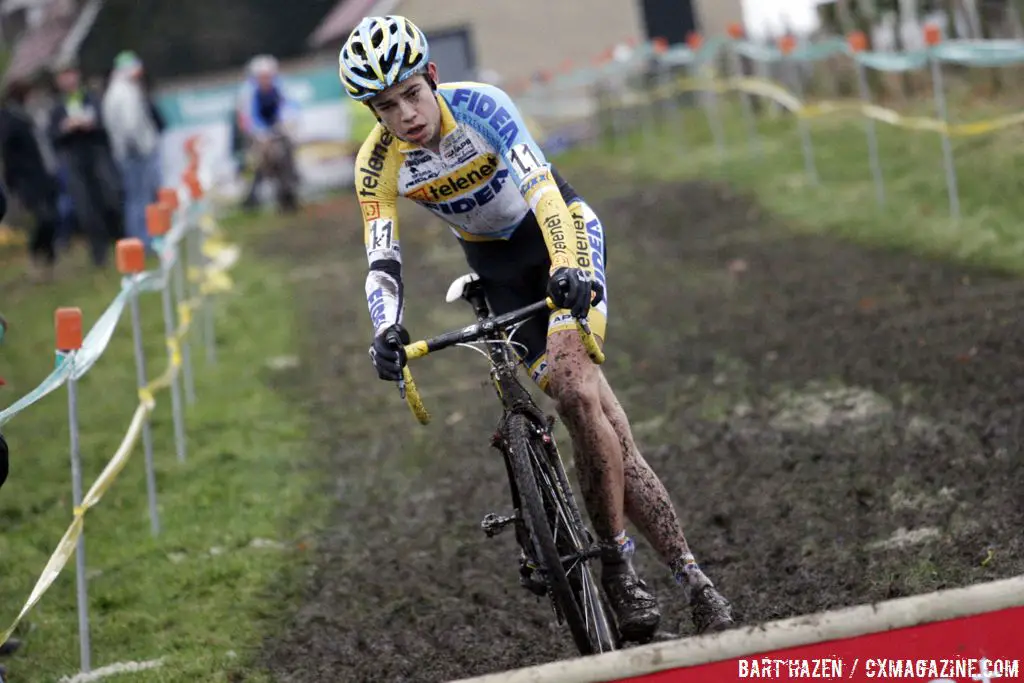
[{"x1": 463, "y1": 281, "x2": 491, "y2": 321}]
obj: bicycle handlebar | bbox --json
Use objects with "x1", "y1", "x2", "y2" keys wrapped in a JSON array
[{"x1": 396, "y1": 297, "x2": 605, "y2": 425}]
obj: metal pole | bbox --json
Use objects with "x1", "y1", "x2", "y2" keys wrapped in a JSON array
[
  {"x1": 690, "y1": 61, "x2": 725, "y2": 159},
  {"x1": 172, "y1": 252, "x2": 195, "y2": 405},
  {"x1": 787, "y1": 57, "x2": 819, "y2": 185},
  {"x1": 642, "y1": 58, "x2": 656, "y2": 149},
  {"x1": 184, "y1": 217, "x2": 204, "y2": 352},
  {"x1": 160, "y1": 280, "x2": 188, "y2": 463},
  {"x1": 728, "y1": 44, "x2": 760, "y2": 156},
  {"x1": 660, "y1": 60, "x2": 685, "y2": 150},
  {"x1": 930, "y1": 54, "x2": 960, "y2": 221},
  {"x1": 610, "y1": 85, "x2": 623, "y2": 154},
  {"x1": 198, "y1": 217, "x2": 217, "y2": 365},
  {"x1": 65, "y1": 355, "x2": 91, "y2": 673},
  {"x1": 756, "y1": 58, "x2": 781, "y2": 118},
  {"x1": 855, "y1": 60, "x2": 886, "y2": 207},
  {"x1": 128, "y1": 289, "x2": 161, "y2": 535}
]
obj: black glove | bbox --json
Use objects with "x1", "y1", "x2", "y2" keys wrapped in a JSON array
[
  {"x1": 547, "y1": 267, "x2": 604, "y2": 319},
  {"x1": 369, "y1": 324, "x2": 410, "y2": 382}
]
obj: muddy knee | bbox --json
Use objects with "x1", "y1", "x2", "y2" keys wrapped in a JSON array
[
  {"x1": 550, "y1": 373, "x2": 603, "y2": 425},
  {"x1": 545, "y1": 330, "x2": 606, "y2": 424}
]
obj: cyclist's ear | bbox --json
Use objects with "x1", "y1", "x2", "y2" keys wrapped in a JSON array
[{"x1": 426, "y1": 62, "x2": 438, "y2": 91}]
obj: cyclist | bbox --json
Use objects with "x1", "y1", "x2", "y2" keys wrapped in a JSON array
[
  {"x1": 237, "y1": 55, "x2": 300, "y2": 211},
  {"x1": 339, "y1": 15, "x2": 734, "y2": 640}
]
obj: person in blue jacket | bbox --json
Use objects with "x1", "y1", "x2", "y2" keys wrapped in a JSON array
[{"x1": 237, "y1": 55, "x2": 300, "y2": 211}]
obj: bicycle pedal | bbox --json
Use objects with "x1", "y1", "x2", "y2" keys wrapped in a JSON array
[{"x1": 480, "y1": 512, "x2": 515, "y2": 537}]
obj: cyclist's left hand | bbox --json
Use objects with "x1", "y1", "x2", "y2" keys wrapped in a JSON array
[
  {"x1": 368, "y1": 323, "x2": 410, "y2": 382},
  {"x1": 547, "y1": 267, "x2": 604, "y2": 319}
]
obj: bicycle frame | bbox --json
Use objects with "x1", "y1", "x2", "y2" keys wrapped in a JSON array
[{"x1": 393, "y1": 276, "x2": 619, "y2": 653}]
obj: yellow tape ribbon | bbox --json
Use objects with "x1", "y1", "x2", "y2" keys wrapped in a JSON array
[
  {"x1": 0, "y1": 202, "x2": 240, "y2": 644},
  {"x1": 615, "y1": 74, "x2": 1024, "y2": 138}
]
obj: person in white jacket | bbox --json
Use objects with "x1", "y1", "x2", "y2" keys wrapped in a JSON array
[{"x1": 101, "y1": 50, "x2": 162, "y2": 249}]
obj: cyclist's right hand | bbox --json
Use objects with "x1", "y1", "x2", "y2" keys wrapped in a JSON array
[
  {"x1": 547, "y1": 267, "x2": 605, "y2": 320},
  {"x1": 368, "y1": 323, "x2": 410, "y2": 381}
]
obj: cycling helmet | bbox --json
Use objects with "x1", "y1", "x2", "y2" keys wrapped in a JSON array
[{"x1": 339, "y1": 15, "x2": 430, "y2": 102}]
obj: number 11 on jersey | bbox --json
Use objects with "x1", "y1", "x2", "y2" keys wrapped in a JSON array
[{"x1": 509, "y1": 143, "x2": 542, "y2": 176}]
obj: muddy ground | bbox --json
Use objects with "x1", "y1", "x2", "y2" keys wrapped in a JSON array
[{"x1": 259, "y1": 173, "x2": 1024, "y2": 682}]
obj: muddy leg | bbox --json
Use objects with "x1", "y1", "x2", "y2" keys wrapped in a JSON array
[
  {"x1": 545, "y1": 330, "x2": 662, "y2": 640},
  {"x1": 545, "y1": 330, "x2": 624, "y2": 538},
  {"x1": 596, "y1": 374, "x2": 722, "y2": 596}
]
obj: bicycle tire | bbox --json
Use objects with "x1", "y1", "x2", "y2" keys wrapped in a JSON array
[
  {"x1": 530, "y1": 425, "x2": 619, "y2": 652},
  {"x1": 505, "y1": 412, "x2": 617, "y2": 655},
  {"x1": 536, "y1": 436, "x2": 620, "y2": 650}
]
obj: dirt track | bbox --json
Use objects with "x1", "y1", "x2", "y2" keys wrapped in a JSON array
[{"x1": 260, "y1": 174, "x2": 1024, "y2": 682}]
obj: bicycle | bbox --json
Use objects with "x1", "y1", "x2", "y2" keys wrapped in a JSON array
[{"x1": 387, "y1": 272, "x2": 620, "y2": 655}]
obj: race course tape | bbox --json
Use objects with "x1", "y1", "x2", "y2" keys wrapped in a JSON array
[
  {"x1": 0, "y1": 213, "x2": 239, "y2": 645},
  {"x1": 618, "y1": 74, "x2": 1024, "y2": 138}
]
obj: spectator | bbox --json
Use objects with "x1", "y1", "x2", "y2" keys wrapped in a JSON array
[
  {"x1": 0, "y1": 312, "x2": 7, "y2": 495},
  {"x1": 0, "y1": 195, "x2": 8, "y2": 682},
  {"x1": 47, "y1": 60, "x2": 123, "y2": 269},
  {"x1": 0, "y1": 429, "x2": 6, "y2": 491},
  {"x1": 0, "y1": 636, "x2": 20, "y2": 680},
  {"x1": 0, "y1": 208, "x2": 22, "y2": 680},
  {"x1": 141, "y1": 70, "x2": 166, "y2": 135},
  {"x1": 237, "y1": 55, "x2": 300, "y2": 212},
  {"x1": 101, "y1": 51, "x2": 162, "y2": 250},
  {"x1": 0, "y1": 77, "x2": 62, "y2": 282}
]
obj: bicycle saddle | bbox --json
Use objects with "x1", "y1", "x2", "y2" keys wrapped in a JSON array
[{"x1": 445, "y1": 272, "x2": 481, "y2": 304}]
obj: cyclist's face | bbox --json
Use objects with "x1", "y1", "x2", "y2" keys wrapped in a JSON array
[{"x1": 370, "y1": 64, "x2": 440, "y2": 147}]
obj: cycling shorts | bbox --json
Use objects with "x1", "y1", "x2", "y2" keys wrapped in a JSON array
[{"x1": 458, "y1": 167, "x2": 608, "y2": 392}]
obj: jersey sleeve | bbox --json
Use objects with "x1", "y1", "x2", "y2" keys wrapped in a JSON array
[
  {"x1": 355, "y1": 124, "x2": 405, "y2": 337},
  {"x1": 445, "y1": 83, "x2": 579, "y2": 273}
]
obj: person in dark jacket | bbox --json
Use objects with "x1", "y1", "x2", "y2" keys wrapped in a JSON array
[
  {"x1": 0, "y1": 305, "x2": 24, "y2": 679},
  {"x1": 0, "y1": 77, "x2": 61, "y2": 281},
  {"x1": 0, "y1": 429, "x2": 7, "y2": 491},
  {"x1": 0, "y1": 193, "x2": 12, "y2": 680},
  {"x1": 47, "y1": 62, "x2": 123, "y2": 268},
  {"x1": 0, "y1": 288, "x2": 7, "y2": 495}
]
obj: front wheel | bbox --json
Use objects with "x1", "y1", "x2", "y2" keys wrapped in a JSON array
[{"x1": 505, "y1": 412, "x2": 618, "y2": 655}]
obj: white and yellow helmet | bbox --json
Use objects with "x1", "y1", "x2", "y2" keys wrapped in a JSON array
[{"x1": 339, "y1": 15, "x2": 430, "y2": 102}]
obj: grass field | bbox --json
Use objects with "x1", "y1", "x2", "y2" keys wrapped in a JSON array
[
  {"x1": 0, "y1": 213, "x2": 321, "y2": 682},
  {"x1": 556, "y1": 87, "x2": 1024, "y2": 273}
]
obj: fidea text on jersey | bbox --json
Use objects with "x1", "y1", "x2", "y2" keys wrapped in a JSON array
[{"x1": 450, "y1": 88, "x2": 520, "y2": 148}]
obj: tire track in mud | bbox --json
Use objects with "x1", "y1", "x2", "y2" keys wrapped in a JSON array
[{"x1": 261, "y1": 178, "x2": 1024, "y2": 682}]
